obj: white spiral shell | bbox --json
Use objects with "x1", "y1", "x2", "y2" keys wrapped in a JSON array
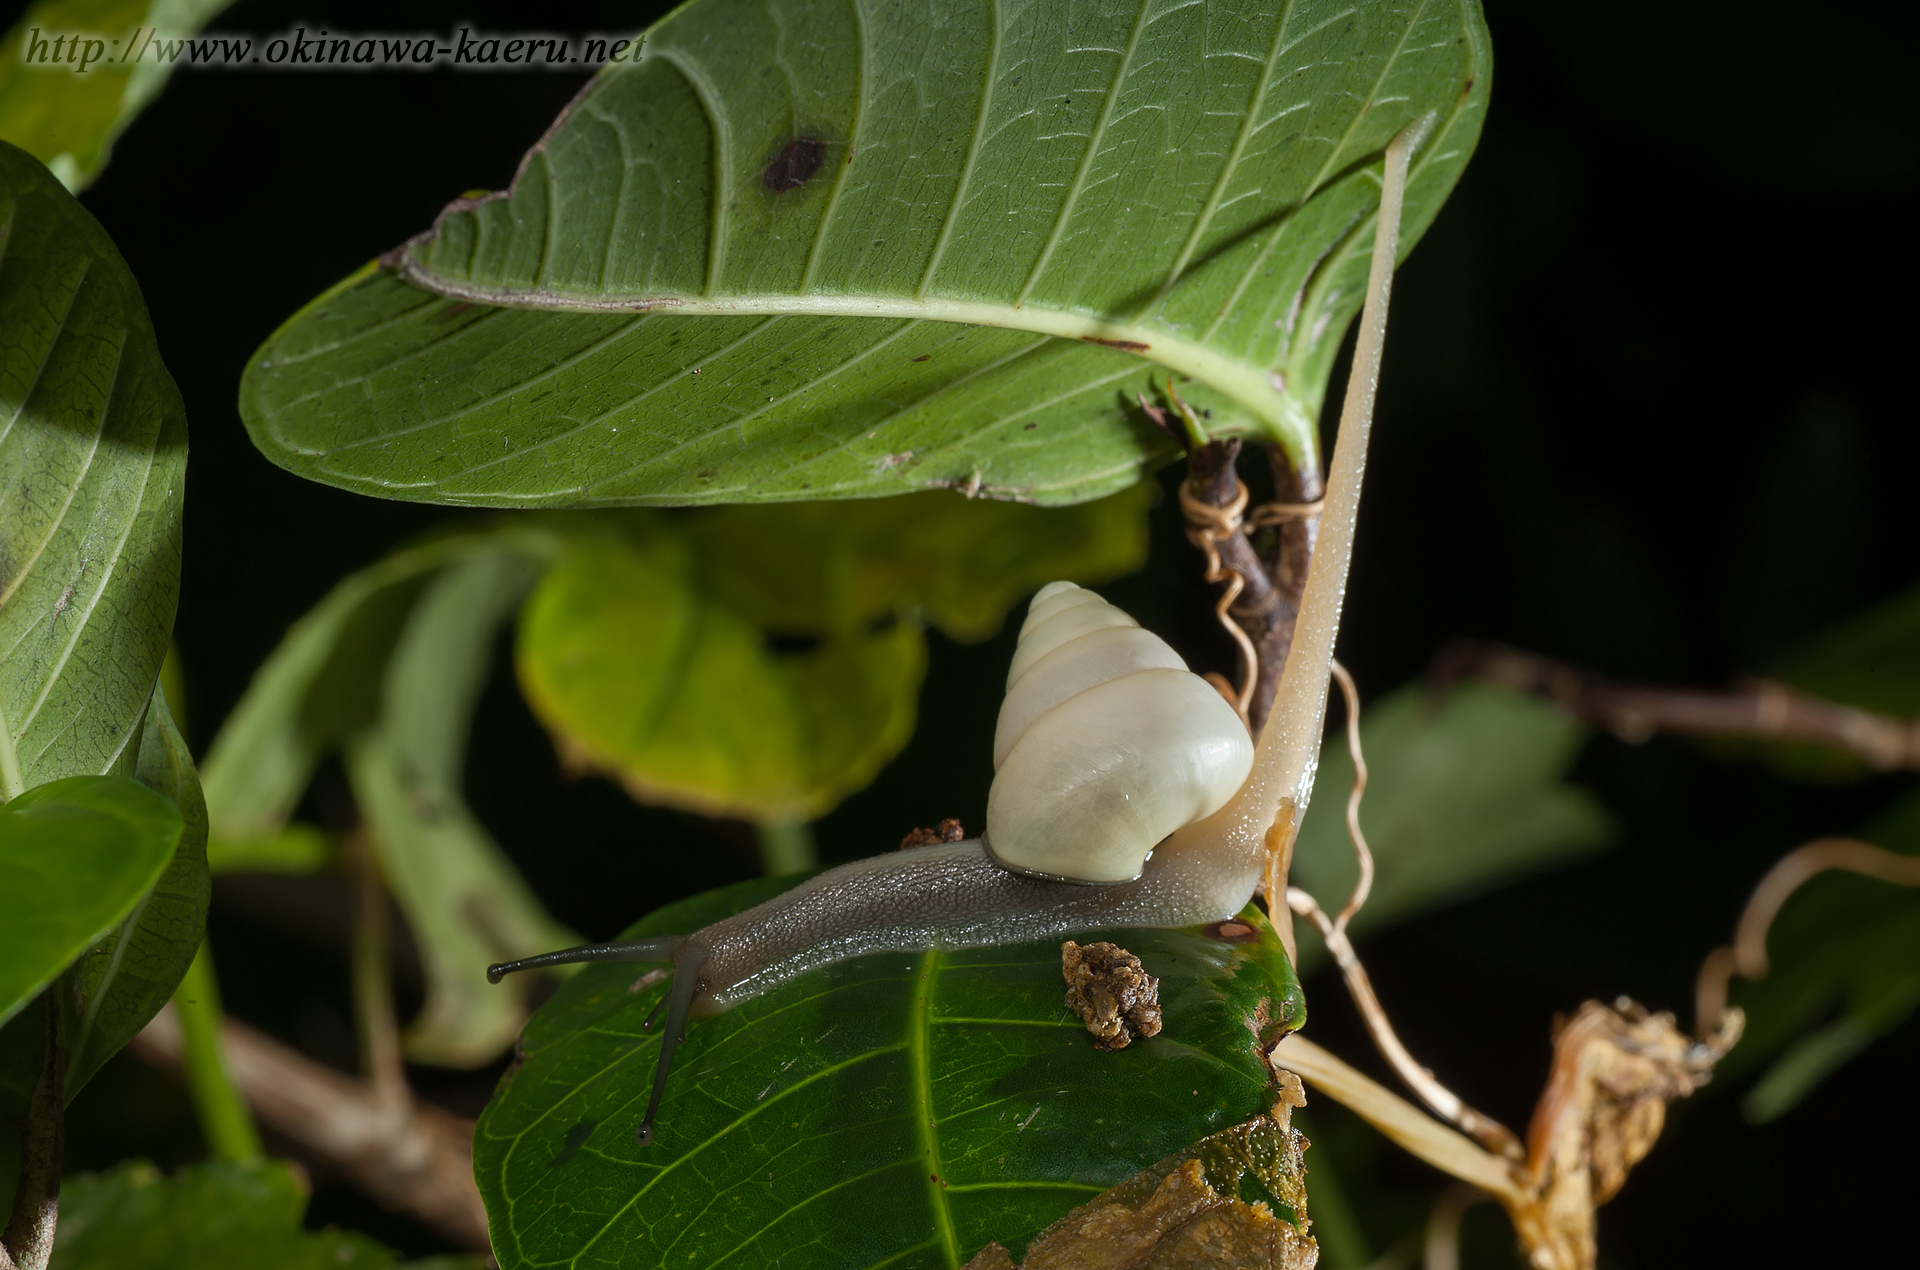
[{"x1": 984, "y1": 581, "x2": 1255, "y2": 884}]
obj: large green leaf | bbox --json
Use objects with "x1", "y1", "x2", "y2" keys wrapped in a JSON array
[
  {"x1": 347, "y1": 549, "x2": 578, "y2": 1067},
  {"x1": 0, "y1": 0, "x2": 236, "y2": 191},
  {"x1": 0, "y1": 139, "x2": 184, "y2": 797},
  {"x1": 475, "y1": 876, "x2": 1304, "y2": 1269},
  {"x1": 62, "y1": 689, "x2": 208, "y2": 1096},
  {"x1": 0, "y1": 774, "x2": 181, "y2": 1030},
  {"x1": 1290, "y1": 681, "x2": 1609, "y2": 958},
  {"x1": 241, "y1": 0, "x2": 1489, "y2": 507},
  {"x1": 48, "y1": 1157, "x2": 482, "y2": 1270}
]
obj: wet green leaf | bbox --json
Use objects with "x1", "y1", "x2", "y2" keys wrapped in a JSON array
[
  {"x1": 48, "y1": 1156, "x2": 481, "y2": 1270},
  {"x1": 241, "y1": 0, "x2": 1488, "y2": 508},
  {"x1": 0, "y1": 774, "x2": 181, "y2": 1031},
  {"x1": 1291, "y1": 681, "x2": 1609, "y2": 959},
  {"x1": 0, "y1": 139, "x2": 184, "y2": 797},
  {"x1": 0, "y1": 1, "x2": 236, "y2": 191},
  {"x1": 347, "y1": 550, "x2": 578, "y2": 1067},
  {"x1": 475, "y1": 877, "x2": 1303, "y2": 1270}
]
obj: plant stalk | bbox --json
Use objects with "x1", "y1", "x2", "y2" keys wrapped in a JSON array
[
  {"x1": 1, "y1": 994, "x2": 65, "y2": 1270},
  {"x1": 174, "y1": 942, "x2": 263, "y2": 1162},
  {"x1": 757, "y1": 819, "x2": 818, "y2": 874}
]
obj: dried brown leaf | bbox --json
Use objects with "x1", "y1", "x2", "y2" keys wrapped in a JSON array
[{"x1": 1511, "y1": 999, "x2": 1727, "y2": 1270}]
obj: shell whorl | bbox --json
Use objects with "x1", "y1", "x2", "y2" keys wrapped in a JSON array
[{"x1": 985, "y1": 582, "x2": 1255, "y2": 884}]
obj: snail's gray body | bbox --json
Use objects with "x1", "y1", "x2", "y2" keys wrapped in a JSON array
[{"x1": 690, "y1": 836, "x2": 1249, "y2": 1012}]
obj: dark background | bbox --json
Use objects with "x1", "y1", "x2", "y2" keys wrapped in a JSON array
[{"x1": 18, "y1": 0, "x2": 1918, "y2": 1262}]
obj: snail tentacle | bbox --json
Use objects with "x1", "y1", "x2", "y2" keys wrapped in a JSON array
[{"x1": 485, "y1": 935, "x2": 685, "y2": 984}]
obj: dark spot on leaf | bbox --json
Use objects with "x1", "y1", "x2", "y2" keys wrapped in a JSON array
[
  {"x1": 763, "y1": 136, "x2": 827, "y2": 191},
  {"x1": 912, "y1": 354, "x2": 931, "y2": 362},
  {"x1": 1023, "y1": 423, "x2": 1037, "y2": 431},
  {"x1": 1081, "y1": 336, "x2": 1150, "y2": 352},
  {"x1": 548, "y1": 1120, "x2": 596, "y2": 1169},
  {"x1": 765, "y1": 631, "x2": 822, "y2": 655},
  {"x1": 433, "y1": 302, "x2": 472, "y2": 322}
]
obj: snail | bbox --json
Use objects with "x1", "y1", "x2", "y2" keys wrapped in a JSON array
[{"x1": 488, "y1": 120, "x2": 1425, "y2": 1145}]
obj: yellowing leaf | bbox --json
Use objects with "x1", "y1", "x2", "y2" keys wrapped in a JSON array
[{"x1": 516, "y1": 529, "x2": 923, "y2": 824}]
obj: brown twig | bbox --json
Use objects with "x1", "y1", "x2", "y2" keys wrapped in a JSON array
[
  {"x1": 1258, "y1": 445, "x2": 1326, "y2": 733},
  {"x1": 1694, "y1": 836, "x2": 1920, "y2": 1038},
  {"x1": 1435, "y1": 641, "x2": 1920, "y2": 770},
  {"x1": 1, "y1": 995, "x2": 65, "y2": 1270},
  {"x1": 1152, "y1": 384, "x2": 1327, "y2": 739},
  {"x1": 127, "y1": 1008, "x2": 489, "y2": 1251}
]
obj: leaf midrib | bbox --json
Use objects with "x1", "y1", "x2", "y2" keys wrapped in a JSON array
[
  {"x1": 381, "y1": 265, "x2": 1295, "y2": 444},
  {"x1": 911, "y1": 947, "x2": 961, "y2": 1269}
]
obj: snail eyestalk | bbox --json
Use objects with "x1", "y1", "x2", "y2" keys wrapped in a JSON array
[{"x1": 484, "y1": 936, "x2": 684, "y2": 984}]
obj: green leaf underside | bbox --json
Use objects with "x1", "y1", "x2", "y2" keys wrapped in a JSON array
[
  {"x1": 242, "y1": 0, "x2": 1489, "y2": 508},
  {"x1": 47, "y1": 1157, "x2": 453, "y2": 1270},
  {"x1": 0, "y1": 1, "x2": 237, "y2": 191},
  {"x1": 1290, "y1": 681, "x2": 1609, "y2": 954},
  {"x1": 0, "y1": 139, "x2": 185, "y2": 798},
  {"x1": 0, "y1": 775, "x2": 181, "y2": 1030},
  {"x1": 476, "y1": 876, "x2": 1303, "y2": 1270}
]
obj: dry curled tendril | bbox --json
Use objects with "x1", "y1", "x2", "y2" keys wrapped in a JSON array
[
  {"x1": 1148, "y1": 379, "x2": 1322, "y2": 728},
  {"x1": 1178, "y1": 478, "x2": 1323, "y2": 728}
]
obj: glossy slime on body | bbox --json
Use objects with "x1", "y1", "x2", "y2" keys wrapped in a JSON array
[{"x1": 488, "y1": 118, "x2": 1429, "y2": 1145}]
